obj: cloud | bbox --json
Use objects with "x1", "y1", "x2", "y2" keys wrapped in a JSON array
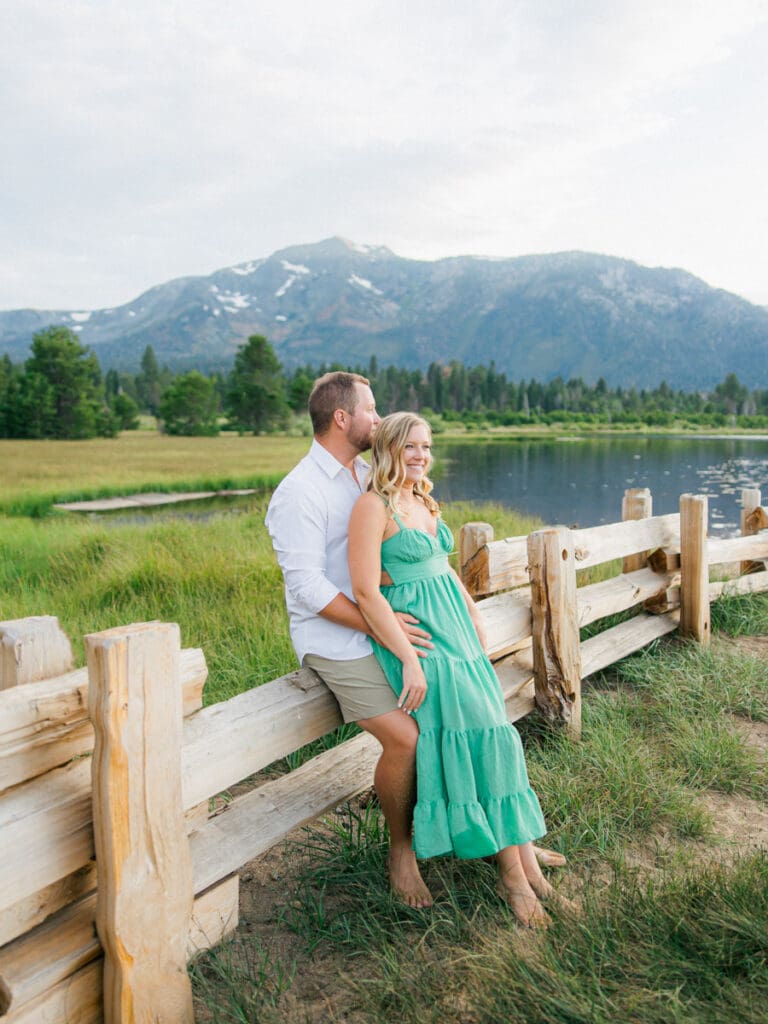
[{"x1": 1, "y1": 0, "x2": 767, "y2": 308}]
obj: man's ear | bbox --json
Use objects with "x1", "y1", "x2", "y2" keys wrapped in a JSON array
[{"x1": 332, "y1": 408, "x2": 346, "y2": 429}]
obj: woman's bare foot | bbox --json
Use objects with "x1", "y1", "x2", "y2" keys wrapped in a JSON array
[
  {"x1": 534, "y1": 845, "x2": 567, "y2": 869},
  {"x1": 496, "y1": 876, "x2": 550, "y2": 929},
  {"x1": 387, "y1": 845, "x2": 433, "y2": 908},
  {"x1": 526, "y1": 873, "x2": 581, "y2": 916}
]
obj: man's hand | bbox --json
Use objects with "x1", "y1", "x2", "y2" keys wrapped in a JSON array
[{"x1": 393, "y1": 612, "x2": 433, "y2": 658}]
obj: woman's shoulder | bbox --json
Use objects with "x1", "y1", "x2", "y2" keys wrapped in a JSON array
[{"x1": 352, "y1": 490, "x2": 389, "y2": 519}]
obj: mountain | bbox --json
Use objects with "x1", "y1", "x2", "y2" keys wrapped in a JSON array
[{"x1": 2, "y1": 237, "x2": 767, "y2": 389}]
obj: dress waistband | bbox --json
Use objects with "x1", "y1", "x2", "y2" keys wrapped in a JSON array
[{"x1": 381, "y1": 553, "x2": 451, "y2": 586}]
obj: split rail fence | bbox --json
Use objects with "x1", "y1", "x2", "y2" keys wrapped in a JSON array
[{"x1": 0, "y1": 486, "x2": 766, "y2": 1022}]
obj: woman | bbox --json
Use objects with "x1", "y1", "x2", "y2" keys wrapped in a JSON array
[{"x1": 349, "y1": 412, "x2": 561, "y2": 928}]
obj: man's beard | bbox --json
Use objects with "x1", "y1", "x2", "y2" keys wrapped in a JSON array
[{"x1": 348, "y1": 422, "x2": 373, "y2": 453}]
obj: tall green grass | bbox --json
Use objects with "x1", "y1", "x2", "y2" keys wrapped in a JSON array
[
  {"x1": 189, "y1": 592, "x2": 768, "y2": 1021},
  {"x1": 0, "y1": 433, "x2": 309, "y2": 516}
]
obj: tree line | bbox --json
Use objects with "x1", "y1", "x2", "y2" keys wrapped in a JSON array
[{"x1": 2, "y1": 326, "x2": 768, "y2": 440}]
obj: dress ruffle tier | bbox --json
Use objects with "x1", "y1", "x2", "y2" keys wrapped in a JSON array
[{"x1": 372, "y1": 517, "x2": 546, "y2": 860}]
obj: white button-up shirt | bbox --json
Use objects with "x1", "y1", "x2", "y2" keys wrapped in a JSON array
[{"x1": 265, "y1": 439, "x2": 372, "y2": 664}]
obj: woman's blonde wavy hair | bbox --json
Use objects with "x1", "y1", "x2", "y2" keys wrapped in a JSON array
[{"x1": 368, "y1": 412, "x2": 440, "y2": 517}]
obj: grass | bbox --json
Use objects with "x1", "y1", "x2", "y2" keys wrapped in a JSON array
[
  {"x1": 0, "y1": 432, "x2": 309, "y2": 515},
  {"x1": 189, "y1": 591, "x2": 768, "y2": 1021},
  {"x1": 3, "y1": 436, "x2": 767, "y2": 1021}
]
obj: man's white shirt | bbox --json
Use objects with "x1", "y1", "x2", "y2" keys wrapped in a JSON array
[{"x1": 265, "y1": 439, "x2": 372, "y2": 664}]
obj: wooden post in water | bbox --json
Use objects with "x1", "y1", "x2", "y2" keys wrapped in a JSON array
[
  {"x1": 527, "y1": 527, "x2": 582, "y2": 739},
  {"x1": 459, "y1": 522, "x2": 493, "y2": 597},
  {"x1": 679, "y1": 494, "x2": 710, "y2": 645},
  {"x1": 621, "y1": 488, "x2": 653, "y2": 573},
  {"x1": 0, "y1": 616, "x2": 73, "y2": 690},
  {"x1": 741, "y1": 487, "x2": 764, "y2": 576},
  {"x1": 86, "y1": 622, "x2": 194, "y2": 1024}
]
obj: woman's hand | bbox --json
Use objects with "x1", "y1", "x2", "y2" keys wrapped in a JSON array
[{"x1": 398, "y1": 660, "x2": 427, "y2": 714}]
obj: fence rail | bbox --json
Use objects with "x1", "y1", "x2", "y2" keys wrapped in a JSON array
[{"x1": 0, "y1": 486, "x2": 766, "y2": 1022}]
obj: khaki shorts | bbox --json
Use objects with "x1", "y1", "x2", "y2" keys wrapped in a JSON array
[{"x1": 303, "y1": 653, "x2": 399, "y2": 723}]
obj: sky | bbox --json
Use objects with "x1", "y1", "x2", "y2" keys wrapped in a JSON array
[{"x1": 2, "y1": 0, "x2": 767, "y2": 311}]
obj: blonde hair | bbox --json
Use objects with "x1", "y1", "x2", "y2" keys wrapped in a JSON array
[{"x1": 368, "y1": 412, "x2": 440, "y2": 517}]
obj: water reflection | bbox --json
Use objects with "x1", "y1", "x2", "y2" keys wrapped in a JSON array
[{"x1": 435, "y1": 435, "x2": 768, "y2": 533}]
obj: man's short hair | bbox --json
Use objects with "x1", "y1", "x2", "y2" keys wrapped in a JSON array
[{"x1": 308, "y1": 371, "x2": 370, "y2": 435}]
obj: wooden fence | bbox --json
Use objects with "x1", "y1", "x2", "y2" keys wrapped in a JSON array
[{"x1": 0, "y1": 487, "x2": 766, "y2": 1022}]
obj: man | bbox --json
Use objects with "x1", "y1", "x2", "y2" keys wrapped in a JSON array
[
  {"x1": 266, "y1": 371, "x2": 434, "y2": 908},
  {"x1": 266, "y1": 371, "x2": 565, "y2": 907}
]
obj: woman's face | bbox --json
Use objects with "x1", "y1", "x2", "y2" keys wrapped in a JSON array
[{"x1": 399, "y1": 423, "x2": 432, "y2": 485}]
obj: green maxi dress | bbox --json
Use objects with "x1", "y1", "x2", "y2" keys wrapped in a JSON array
[{"x1": 371, "y1": 514, "x2": 546, "y2": 860}]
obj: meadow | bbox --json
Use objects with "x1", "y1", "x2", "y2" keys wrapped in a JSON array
[{"x1": 1, "y1": 433, "x2": 766, "y2": 1023}]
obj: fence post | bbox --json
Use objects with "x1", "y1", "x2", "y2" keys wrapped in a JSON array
[
  {"x1": 0, "y1": 616, "x2": 73, "y2": 690},
  {"x1": 622, "y1": 488, "x2": 653, "y2": 573},
  {"x1": 679, "y1": 494, "x2": 710, "y2": 645},
  {"x1": 527, "y1": 527, "x2": 582, "y2": 739},
  {"x1": 459, "y1": 522, "x2": 493, "y2": 597},
  {"x1": 741, "y1": 487, "x2": 763, "y2": 576},
  {"x1": 85, "y1": 622, "x2": 194, "y2": 1024}
]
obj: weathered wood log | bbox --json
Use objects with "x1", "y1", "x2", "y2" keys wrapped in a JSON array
[
  {"x1": 0, "y1": 618, "x2": 73, "y2": 691},
  {"x1": 481, "y1": 536, "x2": 530, "y2": 593},
  {"x1": 458, "y1": 522, "x2": 493, "y2": 596},
  {"x1": 0, "y1": 647, "x2": 207, "y2": 792},
  {"x1": 188, "y1": 876, "x2": 239, "y2": 958},
  {"x1": 527, "y1": 528, "x2": 582, "y2": 739},
  {"x1": 189, "y1": 730, "x2": 381, "y2": 895},
  {"x1": 745, "y1": 505, "x2": 768, "y2": 533},
  {"x1": 0, "y1": 958, "x2": 102, "y2": 1024},
  {"x1": 0, "y1": 862, "x2": 96, "y2": 949},
  {"x1": 86, "y1": 622, "x2": 194, "y2": 1023},
  {"x1": 0, "y1": 758, "x2": 93, "y2": 914},
  {"x1": 580, "y1": 611, "x2": 680, "y2": 679},
  {"x1": 741, "y1": 488, "x2": 766, "y2": 575},
  {"x1": 476, "y1": 586, "x2": 532, "y2": 660},
  {"x1": 709, "y1": 570, "x2": 768, "y2": 600},
  {"x1": 576, "y1": 568, "x2": 679, "y2": 627},
  {"x1": 181, "y1": 665, "x2": 341, "y2": 810},
  {"x1": 0, "y1": 890, "x2": 230, "y2": 1022},
  {"x1": 647, "y1": 547, "x2": 681, "y2": 573},
  {"x1": 0, "y1": 893, "x2": 100, "y2": 1016},
  {"x1": 643, "y1": 585, "x2": 681, "y2": 615},
  {"x1": 622, "y1": 488, "x2": 653, "y2": 573},
  {"x1": 707, "y1": 534, "x2": 768, "y2": 566},
  {"x1": 0, "y1": 879, "x2": 239, "y2": 1016},
  {"x1": 571, "y1": 514, "x2": 681, "y2": 571},
  {"x1": 680, "y1": 494, "x2": 710, "y2": 645}
]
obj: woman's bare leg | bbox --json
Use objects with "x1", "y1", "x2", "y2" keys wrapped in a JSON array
[
  {"x1": 496, "y1": 845, "x2": 549, "y2": 928},
  {"x1": 358, "y1": 709, "x2": 433, "y2": 908}
]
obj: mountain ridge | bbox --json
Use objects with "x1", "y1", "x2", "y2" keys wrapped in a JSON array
[{"x1": 1, "y1": 237, "x2": 766, "y2": 389}]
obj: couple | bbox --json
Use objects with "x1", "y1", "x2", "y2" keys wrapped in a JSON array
[{"x1": 266, "y1": 371, "x2": 563, "y2": 928}]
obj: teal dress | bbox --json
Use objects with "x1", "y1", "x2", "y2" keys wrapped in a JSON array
[{"x1": 371, "y1": 515, "x2": 546, "y2": 860}]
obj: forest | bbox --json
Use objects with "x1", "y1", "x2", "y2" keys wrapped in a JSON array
[{"x1": 2, "y1": 326, "x2": 768, "y2": 439}]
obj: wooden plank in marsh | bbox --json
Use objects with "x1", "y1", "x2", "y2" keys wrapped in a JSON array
[{"x1": 54, "y1": 489, "x2": 256, "y2": 512}]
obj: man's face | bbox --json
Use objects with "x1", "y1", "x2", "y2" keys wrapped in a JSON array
[{"x1": 346, "y1": 383, "x2": 380, "y2": 453}]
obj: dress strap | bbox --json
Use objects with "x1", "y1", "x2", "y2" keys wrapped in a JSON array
[{"x1": 392, "y1": 513, "x2": 407, "y2": 531}]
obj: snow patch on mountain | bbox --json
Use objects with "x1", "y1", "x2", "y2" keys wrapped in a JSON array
[
  {"x1": 281, "y1": 260, "x2": 311, "y2": 275},
  {"x1": 349, "y1": 273, "x2": 383, "y2": 295},
  {"x1": 230, "y1": 260, "x2": 264, "y2": 276},
  {"x1": 69, "y1": 311, "x2": 92, "y2": 323}
]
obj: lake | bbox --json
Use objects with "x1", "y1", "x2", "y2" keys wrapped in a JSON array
[{"x1": 434, "y1": 434, "x2": 768, "y2": 534}]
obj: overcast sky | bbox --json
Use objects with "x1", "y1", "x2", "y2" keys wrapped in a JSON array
[{"x1": 2, "y1": 0, "x2": 767, "y2": 311}]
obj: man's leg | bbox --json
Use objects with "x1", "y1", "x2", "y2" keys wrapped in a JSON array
[{"x1": 357, "y1": 708, "x2": 433, "y2": 908}]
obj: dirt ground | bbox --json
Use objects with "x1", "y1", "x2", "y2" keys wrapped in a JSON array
[{"x1": 199, "y1": 635, "x2": 768, "y2": 1023}]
